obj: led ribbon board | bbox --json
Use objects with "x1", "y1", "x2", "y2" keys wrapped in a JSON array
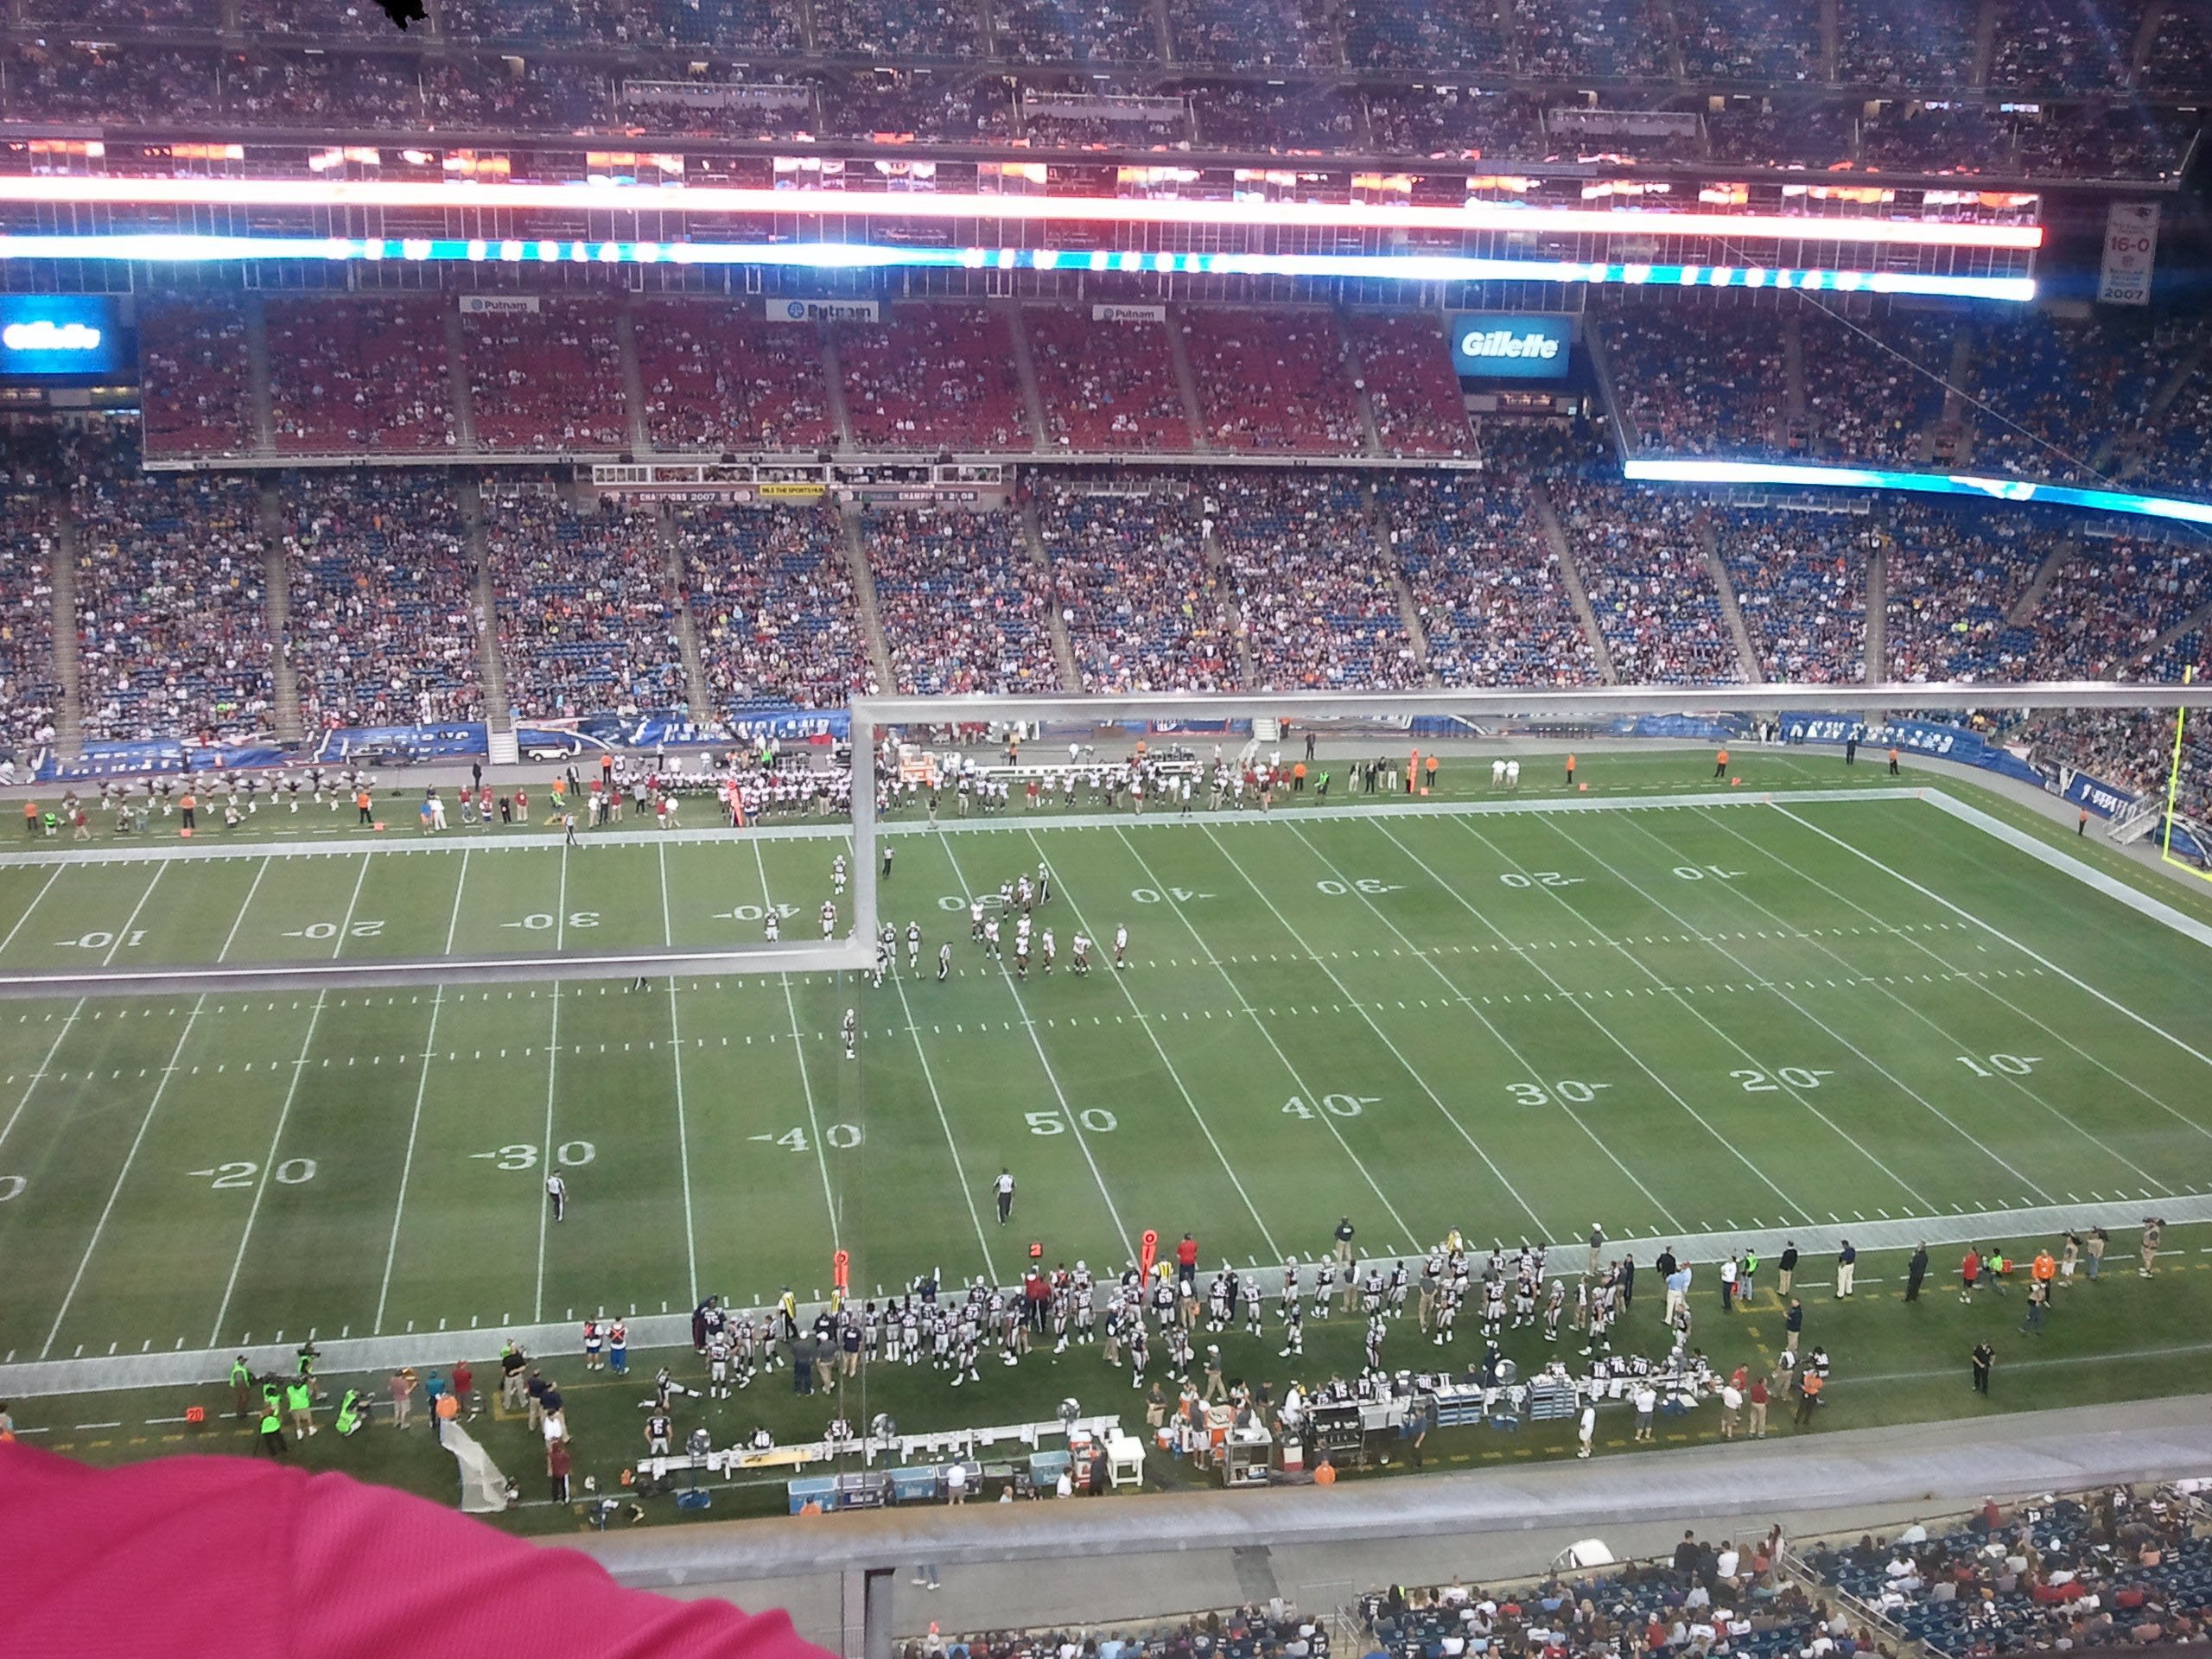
[
  {"x1": 1623, "y1": 457, "x2": 2212, "y2": 529},
  {"x1": 0, "y1": 176, "x2": 2048, "y2": 251},
  {"x1": 0, "y1": 234, "x2": 2040, "y2": 302}
]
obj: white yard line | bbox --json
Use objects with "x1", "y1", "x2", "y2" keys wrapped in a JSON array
[
  {"x1": 753, "y1": 841, "x2": 842, "y2": 1250},
  {"x1": 0, "y1": 864, "x2": 63, "y2": 957},
  {"x1": 659, "y1": 829, "x2": 702, "y2": 1304},
  {"x1": 664, "y1": 979, "x2": 701, "y2": 1309},
  {"x1": 207, "y1": 990, "x2": 331, "y2": 1345},
  {"x1": 1681, "y1": 807, "x2": 2209, "y2": 1174},
  {"x1": 372, "y1": 988, "x2": 447, "y2": 1334},
  {"x1": 936, "y1": 836, "x2": 1135, "y2": 1262},
  {"x1": 1359, "y1": 823, "x2": 1684, "y2": 1230},
  {"x1": 442, "y1": 849, "x2": 470, "y2": 956},
  {"x1": 41, "y1": 995, "x2": 207, "y2": 1357},
  {"x1": 1783, "y1": 798, "x2": 2212, "y2": 1078},
  {"x1": 1105, "y1": 824, "x2": 1423, "y2": 1251},
  {"x1": 100, "y1": 862, "x2": 167, "y2": 967},
  {"x1": 882, "y1": 950, "x2": 1000, "y2": 1286},
  {"x1": 1519, "y1": 813, "x2": 2038, "y2": 1208},
  {"x1": 1030, "y1": 825, "x2": 1284, "y2": 1260},
  {"x1": 553, "y1": 846, "x2": 569, "y2": 954},
  {"x1": 330, "y1": 855, "x2": 372, "y2": 961},
  {"x1": 532, "y1": 982, "x2": 563, "y2": 1323},
  {"x1": 215, "y1": 857, "x2": 271, "y2": 963},
  {"x1": 0, "y1": 996, "x2": 86, "y2": 1153},
  {"x1": 1199, "y1": 822, "x2": 1554, "y2": 1243}
]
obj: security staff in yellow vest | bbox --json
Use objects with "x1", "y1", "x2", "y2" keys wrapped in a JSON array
[
  {"x1": 257, "y1": 1385, "x2": 287, "y2": 1458},
  {"x1": 285, "y1": 1377, "x2": 316, "y2": 1440}
]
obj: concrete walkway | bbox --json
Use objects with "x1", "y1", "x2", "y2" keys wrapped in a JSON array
[{"x1": 564, "y1": 1395, "x2": 2212, "y2": 1651}]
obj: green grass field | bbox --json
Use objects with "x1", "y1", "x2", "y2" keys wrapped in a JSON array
[{"x1": 4, "y1": 747, "x2": 2212, "y2": 1533}]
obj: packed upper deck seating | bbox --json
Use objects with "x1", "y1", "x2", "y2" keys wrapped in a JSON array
[
  {"x1": 1381, "y1": 473, "x2": 1599, "y2": 687},
  {"x1": 813, "y1": 0, "x2": 984, "y2": 58},
  {"x1": 1207, "y1": 472, "x2": 1422, "y2": 689},
  {"x1": 1039, "y1": 480, "x2": 1238, "y2": 692},
  {"x1": 1510, "y1": 0, "x2": 1681, "y2": 79},
  {"x1": 139, "y1": 300, "x2": 256, "y2": 461},
  {"x1": 1835, "y1": 0, "x2": 1980, "y2": 85},
  {"x1": 991, "y1": 0, "x2": 1161, "y2": 62},
  {"x1": 1168, "y1": 0, "x2": 1339, "y2": 68},
  {"x1": 1599, "y1": 309, "x2": 1786, "y2": 457},
  {"x1": 1343, "y1": 0, "x2": 1510, "y2": 72},
  {"x1": 673, "y1": 505, "x2": 876, "y2": 711},
  {"x1": 1345, "y1": 314, "x2": 1475, "y2": 459},
  {"x1": 864, "y1": 508, "x2": 1062, "y2": 694},
  {"x1": 1026, "y1": 308, "x2": 1194, "y2": 454},
  {"x1": 1679, "y1": 0, "x2": 1823, "y2": 80},
  {"x1": 1797, "y1": 309, "x2": 1957, "y2": 465},
  {"x1": 461, "y1": 300, "x2": 628, "y2": 454},
  {"x1": 282, "y1": 474, "x2": 485, "y2": 729},
  {"x1": 633, "y1": 307, "x2": 837, "y2": 455},
  {"x1": 1986, "y1": 0, "x2": 2143, "y2": 92},
  {"x1": 1183, "y1": 310, "x2": 1367, "y2": 455},
  {"x1": 838, "y1": 307, "x2": 1030, "y2": 454},
  {"x1": 266, "y1": 299, "x2": 459, "y2": 456},
  {"x1": 485, "y1": 493, "x2": 686, "y2": 717},
  {"x1": 1960, "y1": 314, "x2": 2163, "y2": 484}
]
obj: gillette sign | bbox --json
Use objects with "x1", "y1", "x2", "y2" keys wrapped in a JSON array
[
  {"x1": 0, "y1": 296, "x2": 125, "y2": 378},
  {"x1": 1449, "y1": 314, "x2": 1572, "y2": 379}
]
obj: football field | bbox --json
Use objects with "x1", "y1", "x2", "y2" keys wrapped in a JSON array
[{"x1": 3, "y1": 759, "x2": 2211, "y2": 1376}]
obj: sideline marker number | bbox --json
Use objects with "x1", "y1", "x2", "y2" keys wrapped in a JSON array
[{"x1": 1140, "y1": 1229, "x2": 1159, "y2": 1281}]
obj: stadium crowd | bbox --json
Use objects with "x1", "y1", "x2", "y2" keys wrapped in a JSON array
[
  {"x1": 281, "y1": 474, "x2": 486, "y2": 729},
  {"x1": 674, "y1": 504, "x2": 878, "y2": 711},
  {"x1": 72, "y1": 445, "x2": 274, "y2": 744},
  {"x1": 1382, "y1": 473, "x2": 1600, "y2": 688},
  {"x1": 1209, "y1": 473, "x2": 1422, "y2": 689},
  {"x1": 1550, "y1": 480, "x2": 1745, "y2": 684},
  {"x1": 1039, "y1": 480, "x2": 1239, "y2": 693},
  {"x1": 484, "y1": 493, "x2": 688, "y2": 718},
  {"x1": 865, "y1": 508, "x2": 1062, "y2": 695},
  {"x1": 840, "y1": 309, "x2": 1030, "y2": 454}
]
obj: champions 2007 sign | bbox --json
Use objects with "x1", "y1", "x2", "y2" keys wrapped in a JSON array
[{"x1": 1448, "y1": 314, "x2": 1572, "y2": 379}]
